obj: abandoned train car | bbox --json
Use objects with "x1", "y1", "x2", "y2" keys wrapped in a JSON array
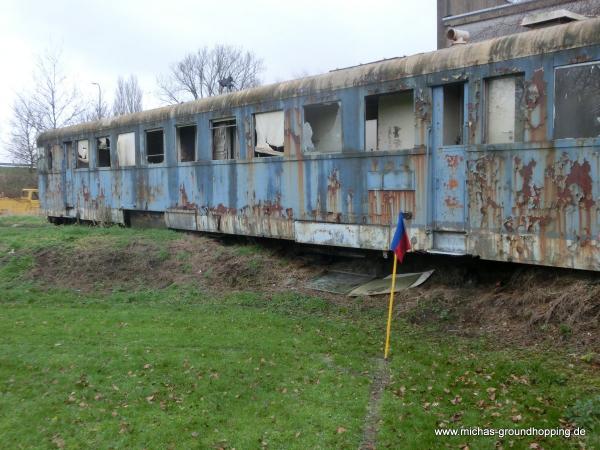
[{"x1": 37, "y1": 18, "x2": 600, "y2": 271}]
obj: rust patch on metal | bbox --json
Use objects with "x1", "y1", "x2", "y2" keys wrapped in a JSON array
[
  {"x1": 326, "y1": 168, "x2": 342, "y2": 218},
  {"x1": 524, "y1": 68, "x2": 547, "y2": 142},
  {"x1": 468, "y1": 154, "x2": 503, "y2": 229},
  {"x1": 444, "y1": 196, "x2": 462, "y2": 208},
  {"x1": 569, "y1": 54, "x2": 591, "y2": 65},
  {"x1": 515, "y1": 157, "x2": 541, "y2": 209},
  {"x1": 447, "y1": 178, "x2": 459, "y2": 190},
  {"x1": 368, "y1": 190, "x2": 415, "y2": 225},
  {"x1": 179, "y1": 184, "x2": 197, "y2": 210},
  {"x1": 445, "y1": 154, "x2": 462, "y2": 169}
]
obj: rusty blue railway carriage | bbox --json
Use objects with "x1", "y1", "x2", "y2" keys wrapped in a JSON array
[{"x1": 38, "y1": 19, "x2": 600, "y2": 271}]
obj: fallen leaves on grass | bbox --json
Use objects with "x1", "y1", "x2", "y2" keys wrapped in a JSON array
[
  {"x1": 51, "y1": 435, "x2": 65, "y2": 449},
  {"x1": 451, "y1": 395, "x2": 462, "y2": 405}
]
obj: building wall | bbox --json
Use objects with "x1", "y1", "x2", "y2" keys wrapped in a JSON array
[{"x1": 438, "y1": 0, "x2": 600, "y2": 48}]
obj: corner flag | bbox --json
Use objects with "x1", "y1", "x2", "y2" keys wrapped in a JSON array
[
  {"x1": 390, "y1": 211, "x2": 411, "y2": 263},
  {"x1": 384, "y1": 211, "x2": 411, "y2": 360}
]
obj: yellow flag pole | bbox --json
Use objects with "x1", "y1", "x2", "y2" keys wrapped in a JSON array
[{"x1": 384, "y1": 252, "x2": 398, "y2": 360}]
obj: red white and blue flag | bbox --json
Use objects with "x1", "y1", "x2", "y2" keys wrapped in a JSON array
[{"x1": 390, "y1": 211, "x2": 411, "y2": 263}]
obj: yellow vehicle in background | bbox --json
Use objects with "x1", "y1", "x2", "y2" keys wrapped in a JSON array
[{"x1": 0, "y1": 188, "x2": 40, "y2": 215}]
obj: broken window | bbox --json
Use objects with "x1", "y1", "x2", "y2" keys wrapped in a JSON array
[
  {"x1": 65, "y1": 141, "x2": 73, "y2": 168},
  {"x1": 96, "y1": 137, "x2": 111, "y2": 168},
  {"x1": 443, "y1": 84, "x2": 464, "y2": 145},
  {"x1": 146, "y1": 129, "x2": 164, "y2": 164},
  {"x1": 365, "y1": 90, "x2": 415, "y2": 151},
  {"x1": 554, "y1": 62, "x2": 600, "y2": 139},
  {"x1": 117, "y1": 132, "x2": 136, "y2": 167},
  {"x1": 76, "y1": 140, "x2": 89, "y2": 169},
  {"x1": 254, "y1": 110, "x2": 284, "y2": 157},
  {"x1": 211, "y1": 119, "x2": 238, "y2": 160},
  {"x1": 302, "y1": 102, "x2": 342, "y2": 153},
  {"x1": 485, "y1": 75, "x2": 524, "y2": 144},
  {"x1": 177, "y1": 125, "x2": 197, "y2": 162}
]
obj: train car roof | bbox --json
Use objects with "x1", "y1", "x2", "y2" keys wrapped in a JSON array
[{"x1": 38, "y1": 17, "x2": 600, "y2": 144}]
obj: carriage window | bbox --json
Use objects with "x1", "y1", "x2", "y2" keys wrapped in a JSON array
[
  {"x1": 146, "y1": 129, "x2": 164, "y2": 164},
  {"x1": 211, "y1": 118, "x2": 238, "y2": 160},
  {"x1": 554, "y1": 62, "x2": 600, "y2": 139},
  {"x1": 96, "y1": 137, "x2": 111, "y2": 168},
  {"x1": 177, "y1": 125, "x2": 196, "y2": 162},
  {"x1": 76, "y1": 140, "x2": 89, "y2": 169},
  {"x1": 45, "y1": 146, "x2": 53, "y2": 171},
  {"x1": 50, "y1": 144, "x2": 63, "y2": 172},
  {"x1": 254, "y1": 111, "x2": 284, "y2": 157},
  {"x1": 365, "y1": 90, "x2": 415, "y2": 151},
  {"x1": 485, "y1": 75, "x2": 524, "y2": 144},
  {"x1": 302, "y1": 102, "x2": 342, "y2": 153},
  {"x1": 65, "y1": 141, "x2": 73, "y2": 168},
  {"x1": 443, "y1": 84, "x2": 464, "y2": 146},
  {"x1": 117, "y1": 132, "x2": 136, "y2": 167}
]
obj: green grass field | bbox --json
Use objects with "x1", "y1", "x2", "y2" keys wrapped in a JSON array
[{"x1": 0, "y1": 216, "x2": 598, "y2": 449}]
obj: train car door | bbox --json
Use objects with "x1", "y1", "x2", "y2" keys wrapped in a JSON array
[
  {"x1": 64, "y1": 141, "x2": 74, "y2": 211},
  {"x1": 430, "y1": 83, "x2": 468, "y2": 254}
]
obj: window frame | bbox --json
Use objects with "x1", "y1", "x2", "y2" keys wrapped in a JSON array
[
  {"x1": 95, "y1": 136, "x2": 112, "y2": 169},
  {"x1": 176, "y1": 123, "x2": 198, "y2": 163},
  {"x1": 483, "y1": 73, "x2": 525, "y2": 144},
  {"x1": 64, "y1": 141, "x2": 74, "y2": 169},
  {"x1": 145, "y1": 128, "x2": 166, "y2": 166},
  {"x1": 210, "y1": 117, "x2": 238, "y2": 161},
  {"x1": 302, "y1": 101, "x2": 343, "y2": 154},
  {"x1": 553, "y1": 60, "x2": 600, "y2": 140},
  {"x1": 253, "y1": 110, "x2": 285, "y2": 158},
  {"x1": 363, "y1": 89, "x2": 416, "y2": 152},
  {"x1": 75, "y1": 139, "x2": 90, "y2": 170},
  {"x1": 116, "y1": 131, "x2": 137, "y2": 168}
]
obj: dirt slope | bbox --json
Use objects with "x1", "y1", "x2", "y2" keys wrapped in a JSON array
[{"x1": 31, "y1": 231, "x2": 600, "y2": 354}]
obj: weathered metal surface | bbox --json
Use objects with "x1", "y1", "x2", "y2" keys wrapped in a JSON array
[
  {"x1": 467, "y1": 143, "x2": 600, "y2": 269},
  {"x1": 37, "y1": 19, "x2": 600, "y2": 271},
  {"x1": 294, "y1": 222, "x2": 390, "y2": 250}
]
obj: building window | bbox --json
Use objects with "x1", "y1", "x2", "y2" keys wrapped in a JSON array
[
  {"x1": 302, "y1": 102, "x2": 342, "y2": 153},
  {"x1": 117, "y1": 132, "x2": 136, "y2": 167},
  {"x1": 146, "y1": 129, "x2": 164, "y2": 164},
  {"x1": 96, "y1": 137, "x2": 111, "y2": 168},
  {"x1": 365, "y1": 90, "x2": 415, "y2": 151},
  {"x1": 554, "y1": 62, "x2": 600, "y2": 139},
  {"x1": 254, "y1": 110, "x2": 284, "y2": 157},
  {"x1": 177, "y1": 125, "x2": 197, "y2": 162},
  {"x1": 76, "y1": 140, "x2": 89, "y2": 169},
  {"x1": 211, "y1": 118, "x2": 238, "y2": 160},
  {"x1": 485, "y1": 75, "x2": 524, "y2": 144}
]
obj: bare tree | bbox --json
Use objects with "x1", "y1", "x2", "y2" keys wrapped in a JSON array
[
  {"x1": 5, "y1": 48, "x2": 86, "y2": 167},
  {"x1": 113, "y1": 75, "x2": 143, "y2": 116},
  {"x1": 158, "y1": 44, "x2": 264, "y2": 104},
  {"x1": 31, "y1": 49, "x2": 86, "y2": 129},
  {"x1": 6, "y1": 95, "x2": 39, "y2": 168}
]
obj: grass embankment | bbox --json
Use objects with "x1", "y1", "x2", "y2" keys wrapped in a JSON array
[{"x1": 0, "y1": 216, "x2": 598, "y2": 449}]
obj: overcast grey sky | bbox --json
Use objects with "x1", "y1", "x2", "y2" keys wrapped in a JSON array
[{"x1": 0, "y1": 0, "x2": 437, "y2": 162}]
